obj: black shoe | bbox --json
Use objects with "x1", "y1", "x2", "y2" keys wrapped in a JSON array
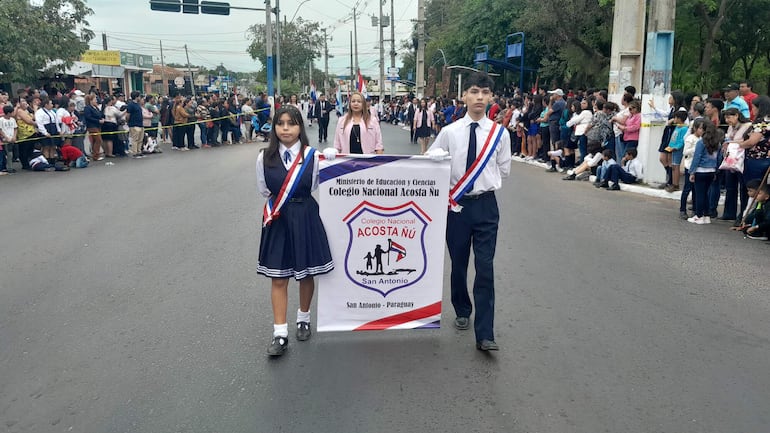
[
  {"x1": 267, "y1": 336, "x2": 288, "y2": 356},
  {"x1": 733, "y1": 219, "x2": 743, "y2": 227},
  {"x1": 679, "y1": 211, "x2": 689, "y2": 219},
  {"x1": 296, "y1": 322, "x2": 311, "y2": 341},
  {"x1": 562, "y1": 173, "x2": 576, "y2": 180},
  {"x1": 189, "y1": 145, "x2": 200, "y2": 149},
  {"x1": 453, "y1": 317, "x2": 470, "y2": 330},
  {"x1": 608, "y1": 184, "x2": 620, "y2": 191},
  {"x1": 476, "y1": 339, "x2": 499, "y2": 351},
  {"x1": 709, "y1": 210, "x2": 718, "y2": 218},
  {"x1": 595, "y1": 180, "x2": 608, "y2": 189},
  {"x1": 545, "y1": 167, "x2": 557, "y2": 173}
]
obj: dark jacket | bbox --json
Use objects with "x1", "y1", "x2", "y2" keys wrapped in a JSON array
[{"x1": 84, "y1": 105, "x2": 104, "y2": 129}]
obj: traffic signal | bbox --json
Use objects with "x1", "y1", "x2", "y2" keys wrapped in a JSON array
[
  {"x1": 182, "y1": 0, "x2": 198, "y2": 14},
  {"x1": 150, "y1": 0, "x2": 181, "y2": 12},
  {"x1": 201, "y1": 1, "x2": 230, "y2": 15}
]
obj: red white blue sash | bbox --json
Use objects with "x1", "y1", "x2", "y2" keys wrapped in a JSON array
[
  {"x1": 263, "y1": 146, "x2": 315, "y2": 227},
  {"x1": 448, "y1": 122, "x2": 504, "y2": 212}
]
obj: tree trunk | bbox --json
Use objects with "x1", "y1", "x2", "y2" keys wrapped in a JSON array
[{"x1": 698, "y1": 0, "x2": 731, "y2": 75}]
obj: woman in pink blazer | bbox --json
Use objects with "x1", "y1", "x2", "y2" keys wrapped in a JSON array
[{"x1": 333, "y1": 92, "x2": 384, "y2": 154}]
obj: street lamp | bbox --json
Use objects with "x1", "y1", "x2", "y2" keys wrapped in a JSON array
[{"x1": 290, "y1": 0, "x2": 311, "y2": 23}]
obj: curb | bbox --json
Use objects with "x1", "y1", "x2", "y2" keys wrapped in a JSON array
[{"x1": 512, "y1": 155, "x2": 688, "y2": 202}]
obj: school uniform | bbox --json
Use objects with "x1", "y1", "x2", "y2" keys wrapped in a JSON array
[
  {"x1": 428, "y1": 115, "x2": 511, "y2": 345},
  {"x1": 255, "y1": 142, "x2": 334, "y2": 279}
]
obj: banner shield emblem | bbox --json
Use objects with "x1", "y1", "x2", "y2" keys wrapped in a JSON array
[{"x1": 343, "y1": 201, "x2": 430, "y2": 297}]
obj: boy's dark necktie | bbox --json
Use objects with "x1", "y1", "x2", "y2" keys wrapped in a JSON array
[{"x1": 466, "y1": 122, "x2": 479, "y2": 190}]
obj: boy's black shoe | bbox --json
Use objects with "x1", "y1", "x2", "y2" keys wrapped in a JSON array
[
  {"x1": 595, "y1": 180, "x2": 608, "y2": 189},
  {"x1": 562, "y1": 173, "x2": 576, "y2": 180},
  {"x1": 608, "y1": 184, "x2": 620, "y2": 191},
  {"x1": 679, "y1": 211, "x2": 688, "y2": 219},
  {"x1": 267, "y1": 336, "x2": 288, "y2": 356},
  {"x1": 454, "y1": 317, "x2": 470, "y2": 330},
  {"x1": 296, "y1": 322, "x2": 311, "y2": 341},
  {"x1": 476, "y1": 340, "x2": 499, "y2": 351}
]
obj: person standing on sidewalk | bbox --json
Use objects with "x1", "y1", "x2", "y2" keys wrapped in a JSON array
[
  {"x1": 125, "y1": 91, "x2": 146, "y2": 158},
  {"x1": 427, "y1": 72, "x2": 512, "y2": 352}
]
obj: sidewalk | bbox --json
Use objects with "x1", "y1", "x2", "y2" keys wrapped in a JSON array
[{"x1": 512, "y1": 155, "x2": 689, "y2": 202}]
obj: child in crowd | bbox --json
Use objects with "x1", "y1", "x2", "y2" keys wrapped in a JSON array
[
  {"x1": 256, "y1": 105, "x2": 334, "y2": 357},
  {"x1": 562, "y1": 139, "x2": 604, "y2": 181},
  {"x1": 679, "y1": 118, "x2": 705, "y2": 219},
  {"x1": 663, "y1": 110, "x2": 690, "y2": 192},
  {"x1": 604, "y1": 148, "x2": 645, "y2": 190},
  {"x1": 28, "y1": 144, "x2": 68, "y2": 171},
  {"x1": 60, "y1": 141, "x2": 88, "y2": 168},
  {"x1": 594, "y1": 149, "x2": 616, "y2": 188},
  {"x1": 732, "y1": 179, "x2": 762, "y2": 231},
  {"x1": 687, "y1": 120, "x2": 722, "y2": 224},
  {"x1": 0, "y1": 105, "x2": 18, "y2": 174},
  {"x1": 735, "y1": 182, "x2": 769, "y2": 240}
]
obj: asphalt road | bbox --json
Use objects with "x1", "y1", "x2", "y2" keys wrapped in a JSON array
[{"x1": 1, "y1": 117, "x2": 768, "y2": 433}]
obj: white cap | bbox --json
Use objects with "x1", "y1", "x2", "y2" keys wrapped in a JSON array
[
  {"x1": 548, "y1": 88, "x2": 564, "y2": 96},
  {"x1": 73, "y1": 90, "x2": 85, "y2": 96}
]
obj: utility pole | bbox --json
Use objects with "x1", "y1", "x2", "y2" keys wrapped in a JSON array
[
  {"x1": 159, "y1": 40, "x2": 166, "y2": 96},
  {"x1": 184, "y1": 44, "x2": 196, "y2": 97},
  {"x1": 390, "y1": 0, "x2": 395, "y2": 98},
  {"x1": 275, "y1": 0, "x2": 281, "y2": 97},
  {"x1": 349, "y1": 31, "x2": 355, "y2": 96},
  {"x1": 415, "y1": 0, "x2": 425, "y2": 97},
  {"x1": 265, "y1": 0, "x2": 274, "y2": 99},
  {"x1": 353, "y1": 5, "x2": 359, "y2": 75},
  {"x1": 378, "y1": 0, "x2": 385, "y2": 103},
  {"x1": 102, "y1": 32, "x2": 108, "y2": 50},
  {"x1": 323, "y1": 28, "x2": 330, "y2": 93}
]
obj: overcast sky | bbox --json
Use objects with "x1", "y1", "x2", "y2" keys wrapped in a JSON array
[{"x1": 84, "y1": 0, "x2": 417, "y2": 78}]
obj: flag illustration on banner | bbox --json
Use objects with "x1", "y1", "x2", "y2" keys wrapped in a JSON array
[
  {"x1": 357, "y1": 69, "x2": 367, "y2": 98},
  {"x1": 389, "y1": 240, "x2": 406, "y2": 262},
  {"x1": 310, "y1": 81, "x2": 317, "y2": 102}
]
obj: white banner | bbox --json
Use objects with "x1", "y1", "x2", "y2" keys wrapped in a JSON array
[{"x1": 317, "y1": 155, "x2": 451, "y2": 331}]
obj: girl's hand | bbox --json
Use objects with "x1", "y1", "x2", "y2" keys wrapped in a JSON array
[{"x1": 689, "y1": 174, "x2": 695, "y2": 182}]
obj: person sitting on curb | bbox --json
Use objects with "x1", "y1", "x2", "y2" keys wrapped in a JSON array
[
  {"x1": 563, "y1": 139, "x2": 605, "y2": 181},
  {"x1": 593, "y1": 149, "x2": 617, "y2": 188},
  {"x1": 603, "y1": 148, "x2": 644, "y2": 190},
  {"x1": 739, "y1": 183, "x2": 769, "y2": 240}
]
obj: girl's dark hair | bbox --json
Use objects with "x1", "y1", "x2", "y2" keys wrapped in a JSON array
[
  {"x1": 752, "y1": 95, "x2": 770, "y2": 120},
  {"x1": 264, "y1": 105, "x2": 310, "y2": 168},
  {"x1": 701, "y1": 119, "x2": 724, "y2": 154},
  {"x1": 571, "y1": 100, "x2": 581, "y2": 114},
  {"x1": 722, "y1": 107, "x2": 750, "y2": 124},
  {"x1": 691, "y1": 118, "x2": 706, "y2": 132},
  {"x1": 101, "y1": 96, "x2": 113, "y2": 113},
  {"x1": 670, "y1": 90, "x2": 686, "y2": 110}
]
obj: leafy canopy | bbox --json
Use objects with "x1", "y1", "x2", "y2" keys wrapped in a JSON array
[{"x1": 0, "y1": 0, "x2": 94, "y2": 83}]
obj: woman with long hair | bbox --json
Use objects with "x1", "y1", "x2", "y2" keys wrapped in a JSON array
[
  {"x1": 720, "y1": 107, "x2": 753, "y2": 221},
  {"x1": 333, "y1": 91, "x2": 383, "y2": 155},
  {"x1": 100, "y1": 96, "x2": 119, "y2": 157}
]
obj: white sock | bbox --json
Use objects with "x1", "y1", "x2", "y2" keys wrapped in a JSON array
[
  {"x1": 297, "y1": 309, "x2": 311, "y2": 324},
  {"x1": 273, "y1": 323, "x2": 288, "y2": 338}
]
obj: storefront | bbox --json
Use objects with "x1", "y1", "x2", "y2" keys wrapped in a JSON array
[{"x1": 120, "y1": 52, "x2": 154, "y2": 93}]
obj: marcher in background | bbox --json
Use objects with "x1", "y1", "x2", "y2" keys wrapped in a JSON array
[
  {"x1": 314, "y1": 94, "x2": 333, "y2": 144},
  {"x1": 413, "y1": 98, "x2": 434, "y2": 154},
  {"x1": 333, "y1": 91, "x2": 383, "y2": 155}
]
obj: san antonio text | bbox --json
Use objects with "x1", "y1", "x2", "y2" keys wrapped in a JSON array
[{"x1": 346, "y1": 301, "x2": 415, "y2": 308}]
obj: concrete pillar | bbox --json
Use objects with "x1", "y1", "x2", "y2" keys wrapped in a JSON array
[
  {"x1": 607, "y1": 0, "x2": 645, "y2": 102},
  {"x1": 638, "y1": 0, "x2": 676, "y2": 186}
]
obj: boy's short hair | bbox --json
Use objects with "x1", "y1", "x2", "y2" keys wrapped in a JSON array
[
  {"x1": 758, "y1": 184, "x2": 770, "y2": 196},
  {"x1": 462, "y1": 72, "x2": 494, "y2": 92},
  {"x1": 602, "y1": 149, "x2": 613, "y2": 158},
  {"x1": 745, "y1": 179, "x2": 761, "y2": 190},
  {"x1": 673, "y1": 110, "x2": 689, "y2": 122},
  {"x1": 625, "y1": 148, "x2": 638, "y2": 158},
  {"x1": 3, "y1": 105, "x2": 13, "y2": 115}
]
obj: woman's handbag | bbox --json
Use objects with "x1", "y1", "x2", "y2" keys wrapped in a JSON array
[{"x1": 719, "y1": 142, "x2": 745, "y2": 173}]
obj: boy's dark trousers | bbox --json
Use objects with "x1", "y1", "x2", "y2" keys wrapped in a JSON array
[
  {"x1": 0, "y1": 146, "x2": 7, "y2": 171},
  {"x1": 318, "y1": 116, "x2": 329, "y2": 142},
  {"x1": 446, "y1": 192, "x2": 499, "y2": 343}
]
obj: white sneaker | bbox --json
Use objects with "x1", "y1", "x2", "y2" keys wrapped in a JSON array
[
  {"x1": 687, "y1": 216, "x2": 700, "y2": 223},
  {"x1": 696, "y1": 216, "x2": 711, "y2": 224}
]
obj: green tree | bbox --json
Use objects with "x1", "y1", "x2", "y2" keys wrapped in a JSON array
[
  {"x1": 0, "y1": 0, "x2": 93, "y2": 83},
  {"x1": 246, "y1": 18, "x2": 324, "y2": 89}
]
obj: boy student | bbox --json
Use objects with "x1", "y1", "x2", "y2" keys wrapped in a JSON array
[
  {"x1": 604, "y1": 148, "x2": 644, "y2": 191},
  {"x1": 594, "y1": 149, "x2": 617, "y2": 188},
  {"x1": 28, "y1": 144, "x2": 68, "y2": 172},
  {"x1": 427, "y1": 72, "x2": 512, "y2": 351},
  {"x1": 0, "y1": 105, "x2": 18, "y2": 174}
]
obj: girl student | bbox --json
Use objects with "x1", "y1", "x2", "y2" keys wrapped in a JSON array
[
  {"x1": 687, "y1": 119, "x2": 723, "y2": 225},
  {"x1": 256, "y1": 105, "x2": 334, "y2": 357}
]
